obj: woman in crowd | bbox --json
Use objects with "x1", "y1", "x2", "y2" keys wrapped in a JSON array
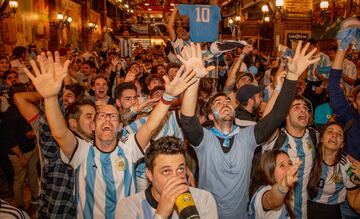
[
  {"x1": 0, "y1": 56, "x2": 10, "y2": 91},
  {"x1": 249, "y1": 150, "x2": 301, "y2": 219},
  {"x1": 308, "y1": 122, "x2": 360, "y2": 219},
  {"x1": 10, "y1": 46, "x2": 28, "y2": 84}
]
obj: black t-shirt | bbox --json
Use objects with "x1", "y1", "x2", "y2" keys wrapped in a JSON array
[{"x1": 0, "y1": 105, "x2": 35, "y2": 154}]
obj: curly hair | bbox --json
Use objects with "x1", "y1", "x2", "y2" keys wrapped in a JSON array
[{"x1": 145, "y1": 136, "x2": 186, "y2": 172}]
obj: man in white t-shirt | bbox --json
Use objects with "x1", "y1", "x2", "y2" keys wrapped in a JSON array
[
  {"x1": 118, "y1": 136, "x2": 218, "y2": 219},
  {"x1": 25, "y1": 51, "x2": 198, "y2": 218}
]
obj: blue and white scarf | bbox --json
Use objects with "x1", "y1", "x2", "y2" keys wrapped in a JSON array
[{"x1": 209, "y1": 125, "x2": 240, "y2": 147}]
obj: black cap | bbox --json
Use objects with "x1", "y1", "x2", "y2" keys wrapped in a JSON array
[{"x1": 236, "y1": 84, "x2": 265, "y2": 105}]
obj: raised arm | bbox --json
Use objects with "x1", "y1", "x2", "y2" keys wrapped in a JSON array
[
  {"x1": 261, "y1": 66, "x2": 287, "y2": 118},
  {"x1": 328, "y1": 47, "x2": 357, "y2": 124},
  {"x1": 255, "y1": 41, "x2": 320, "y2": 144},
  {"x1": 136, "y1": 66, "x2": 197, "y2": 149},
  {"x1": 24, "y1": 51, "x2": 77, "y2": 158},
  {"x1": 167, "y1": 7, "x2": 178, "y2": 42},
  {"x1": 14, "y1": 92, "x2": 42, "y2": 122},
  {"x1": 178, "y1": 43, "x2": 213, "y2": 146},
  {"x1": 157, "y1": 28, "x2": 168, "y2": 43},
  {"x1": 262, "y1": 159, "x2": 301, "y2": 210},
  {"x1": 223, "y1": 45, "x2": 252, "y2": 93}
]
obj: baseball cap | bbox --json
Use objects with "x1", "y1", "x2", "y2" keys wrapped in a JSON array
[{"x1": 236, "y1": 84, "x2": 265, "y2": 105}]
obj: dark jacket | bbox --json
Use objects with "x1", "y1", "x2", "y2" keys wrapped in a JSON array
[{"x1": 328, "y1": 68, "x2": 360, "y2": 161}]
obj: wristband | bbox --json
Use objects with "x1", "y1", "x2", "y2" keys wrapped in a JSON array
[
  {"x1": 276, "y1": 183, "x2": 289, "y2": 195},
  {"x1": 160, "y1": 95, "x2": 173, "y2": 105},
  {"x1": 162, "y1": 92, "x2": 177, "y2": 102},
  {"x1": 153, "y1": 213, "x2": 167, "y2": 219}
]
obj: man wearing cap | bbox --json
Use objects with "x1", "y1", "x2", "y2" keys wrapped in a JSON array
[{"x1": 234, "y1": 84, "x2": 265, "y2": 127}]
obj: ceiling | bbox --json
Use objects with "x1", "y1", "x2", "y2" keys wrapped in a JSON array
[{"x1": 131, "y1": 0, "x2": 230, "y2": 12}]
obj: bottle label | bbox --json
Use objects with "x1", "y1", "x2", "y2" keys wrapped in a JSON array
[{"x1": 175, "y1": 192, "x2": 196, "y2": 213}]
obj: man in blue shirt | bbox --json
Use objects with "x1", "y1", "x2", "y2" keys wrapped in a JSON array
[{"x1": 178, "y1": 42, "x2": 319, "y2": 218}]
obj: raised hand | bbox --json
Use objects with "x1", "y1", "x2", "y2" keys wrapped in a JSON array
[
  {"x1": 348, "y1": 155, "x2": 360, "y2": 177},
  {"x1": 176, "y1": 43, "x2": 214, "y2": 78},
  {"x1": 281, "y1": 158, "x2": 302, "y2": 189},
  {"x1": 24, "y1": 51, "x2": 70, "y2": 99},
  {"x1": 132, "y1": 97, "x2": 160, "y2": 113},
  {"x1": 242, "y1": 45, "x2": 253, "y2": 55},
  {"x1": 286, "y1": 41, "x2": 320, "y2": 80},
  {"x1": 111, "y1": 55, "x2": 120, "y2": 66},
  {"x1": 337, "y1": 17, "x2": 360, "y2": 51},
  {"x1": 163, "y1": 65, "x2": 197, "y2": 97},
  {"x1": 274, "y1": 70, "x2": 287, "y2": 89}
]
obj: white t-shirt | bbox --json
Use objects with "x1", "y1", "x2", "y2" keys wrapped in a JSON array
[
  {"x1": 248, "y1": 185, "x2": 290, "y2": 219},
  {"x1": 118, "y1": 187, "x2": 218, "y2": 219}
]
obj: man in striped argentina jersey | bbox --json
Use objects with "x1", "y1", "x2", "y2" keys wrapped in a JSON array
[
  {"x1": 264, "y1": 95, "x2": 318, "y2": 218},
  {"x1": 25, "y1": 51, "x2": 198, "y2": 219}
]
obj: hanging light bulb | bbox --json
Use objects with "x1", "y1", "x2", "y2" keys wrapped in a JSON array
[{"x1": 261, "y1": 5, "x2": 269, "y2": 13}]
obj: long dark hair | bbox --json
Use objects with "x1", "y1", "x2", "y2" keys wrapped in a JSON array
[
  {"x1": 250, "y1": 150, "x2": 295, "y2": 218},
  {"x1": 308, "y1": 122, "x2": 345, "y2": 199}
]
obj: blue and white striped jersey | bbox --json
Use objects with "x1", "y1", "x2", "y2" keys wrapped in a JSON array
[
  {"x1": 249, "y1": 185, "x2": 290, "y2": 219},
  {"x1": 126, "y1": 111, "x2": 184, "y2": 141},
  {"x1": 310, "y1": 154, "x2": 357, "y2": 205},
  {"x1": 61, "y1": 135, "x2": 143, "y2": 219},
  {"x1": 278, "y1": 128, "x2": 317, "y2": 219},
  {"x1": 118, "y1": 38, "x2": 131, "y2": 58}
]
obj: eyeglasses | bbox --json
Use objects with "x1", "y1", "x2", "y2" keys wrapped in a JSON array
[{"x1": 96, "y1": 112, "x2": 119, "y2": 121}]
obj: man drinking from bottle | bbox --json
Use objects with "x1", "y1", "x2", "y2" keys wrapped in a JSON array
[{"x1": 118, "y1": 136, "x2": 218, "y2": 219}]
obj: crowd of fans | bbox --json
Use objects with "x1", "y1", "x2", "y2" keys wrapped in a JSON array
[{"x1": 0, "y1": 7, "x2": 360, "y2": 219}]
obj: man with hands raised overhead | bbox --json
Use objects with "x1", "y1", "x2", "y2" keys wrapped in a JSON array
[
  {"x1": 179, "y1": 42, "x2": 320, "y2": 218},
  {"x1": 24, "y1": 51, "x2": 198, "y2": 219}
]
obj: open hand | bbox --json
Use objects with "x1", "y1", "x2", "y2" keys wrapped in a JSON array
[
  {"x1": 286, "y1": 41, "x2": 320, "y2": 80},
  {"x1": 164, "y1": 65, "x2": 197, "y2": 97},
  {"x1": 177, "y1": 43, "x2": 214, "y2": 78},
  {"x1": 111, "y1": 55, "x2": 120, "y2": 66},
  {"x1": 24, "y1": 51, "x2": 70, "y2": 99},
  {"x1": 282, "y1": 158, "x2": 302, "y2": 189}
]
